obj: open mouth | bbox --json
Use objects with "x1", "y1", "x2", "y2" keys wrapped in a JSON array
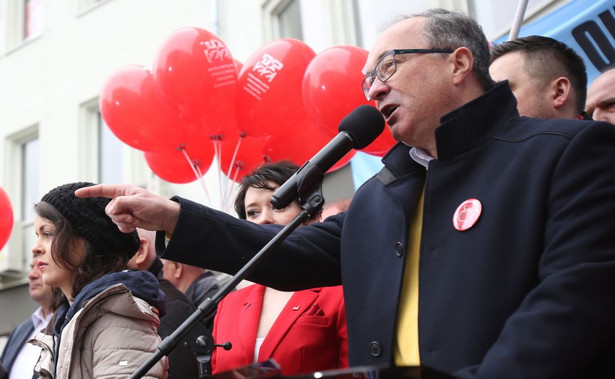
[
  {"x1": 38, "y1": 262, "x2": 48, "y2": 271},
  {"x1": 380, "y1": 104, "x2": 398, "y2": 121}
]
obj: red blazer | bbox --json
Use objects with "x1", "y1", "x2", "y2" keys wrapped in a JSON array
[{"x1": 211, "y1": 284, "x2": 348, "y2": 375}]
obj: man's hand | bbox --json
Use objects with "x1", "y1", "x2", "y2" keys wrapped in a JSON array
[{"x1": 75, "y1": 184, "x2": 180, "y2": 233}]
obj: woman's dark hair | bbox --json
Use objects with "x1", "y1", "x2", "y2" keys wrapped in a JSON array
[
  {"x1": 34, "y1": 201, "x2": 127, "y2": 299},
  {"x1": 233, "y1": 161, "x2": 321, "y2": 222}
]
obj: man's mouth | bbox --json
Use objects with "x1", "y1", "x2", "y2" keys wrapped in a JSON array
[{"x1": 380, "y1": 104, "x2": 398, "y2": 122}]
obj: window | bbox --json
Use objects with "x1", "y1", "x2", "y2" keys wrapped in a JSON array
[
  {"x1": 1, "y1": 0, "x2": 43, "y2": 51},
  {"x1": 21, "y1": 137, "x2": 39, "y2": 222},
  {"x1": 262, "y1": 0, "x2": 304, "y2": 40},
  {"x1": 79, "y1": 98, "x2": 153, "y2": 186},
  {"x1": 1, "y1": 126, "x2": 39, "y2": 277},
  {"x1": 98, "y1": 112, "x2": 124, "y2": 183},
  {"x1": 23, "y1": 0, "x2": 43, "y2": 40},
  {"x1": 275, "y1": 0, "x2": 303, "y2": 40}
]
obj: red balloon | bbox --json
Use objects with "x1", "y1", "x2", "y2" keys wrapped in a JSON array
[
  {"x1": 154, "y1": 27, "x2": 237, "y2": 137},
  {"x1": 263, "y1": 118, "x2": 355, "y2": 172},
  {"x1": 100, "y1": 65, "x2": 187, "y2": 152},
  {"x1": 217, "y1": 130, "x2": 268, "y2": 182},
  {"x1": 0, "y1": 187, "x2": 14, "y2": 251},
  {"x1": 145, "y1": 132, "x2": 214, "y2": 184},
  {"x1": 236, "y1": 38, "x2": 315, "y2": 137},
  {"x1": 302, "y1": 46, "x2": 395, "y2": 156}
]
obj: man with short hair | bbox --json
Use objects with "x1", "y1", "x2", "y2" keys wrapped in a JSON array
[
  {"x1": 1, "y1": 258, "x2": 54, "y2": 379},
  {"x1": 586, "y1": 67, "x2": 615, "y2": 123},
  {"x1": 489, "y1": 35, "x2": 588, "y2": 119},
  {"x1": 78, "y1": 9, "x2": 615, "y2": 377},
  {"x1": 160, "y1": 259, "x2": 219, "y2": 311}
]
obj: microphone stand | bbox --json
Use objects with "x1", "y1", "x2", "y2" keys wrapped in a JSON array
[{"x1": 130, "y1": 187, "x2": 325, "y2": 379}]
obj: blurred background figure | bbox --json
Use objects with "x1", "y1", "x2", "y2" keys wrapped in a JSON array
[
  {"x1": 129, "y1": 229, "x2": 206, "y2": 379},
  {"x1": 0, "y1": 257, "x2": 54, "y2": 379},
  {"x1": 321, "y1": 198, "x2": 352, "y2": 221},
  {"x1": 160, "y1": 259, "x2": 219, "y2": 328},
  {"x1": 211, "y1": 161, "x2": 348, "y2": 376},
  {"x1": 490, "y1": 35, "x2": 588, "y2": 119},
  {"x1": 586, "y1": 67, "x2": 615, "y2": 124}
]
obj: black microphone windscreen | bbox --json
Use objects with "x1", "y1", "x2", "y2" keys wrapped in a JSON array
[{"x1": 338, "y1": 104, "x2": 385, "y2": 149}]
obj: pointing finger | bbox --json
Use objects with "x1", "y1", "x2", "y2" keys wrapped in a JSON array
[{"x1": 75, "y1": 184, "x2": 133, "y2": 199}]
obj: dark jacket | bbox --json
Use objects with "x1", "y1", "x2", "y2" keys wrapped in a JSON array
[
  {"x1": 157, "y1": 279, "x2": 201, "y2": 379},
  {"x1": 185, "y1": 271, "x2": 219, "y2": 308},
  {"x1": 185, "y1": 271, "x2": 219, "y2": 329},
  {"x1": 0, "y1": 318, "x2": 34, "y2": 374},
  {"x1": 159, "y1": 82, "x2": 615, "y2": 378}
]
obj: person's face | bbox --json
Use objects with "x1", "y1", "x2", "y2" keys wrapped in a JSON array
[
  {"x1": 160, "y1": 258, "x2": 180, "y2": 287},
  {"x1": 586, "y1": 70, "x2": 615, "y2": 124},
  {"x1": 363, "y1": 17, "x2": 453, "y2": 152},
  {"x1": 28, "y1": 255, "x2": 53, "y2": 306},
  {"x1": 244, "y1": 183, "x2": 302, "y2": 226},
  {"x1": 32, "y1": 214, "x2": 84, "y2": 299},
  {"x1": 489, "y1": 52, "x2": 553, "y2": 119}
]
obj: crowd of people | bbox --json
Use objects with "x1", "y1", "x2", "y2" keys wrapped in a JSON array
[{"x1": 2, "y1": 7, "x2": 615, "y2": 379}]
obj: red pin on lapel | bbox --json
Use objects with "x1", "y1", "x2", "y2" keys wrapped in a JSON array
[{"x1": 453, "y1": 198, "x2": 482, "y2": 231}]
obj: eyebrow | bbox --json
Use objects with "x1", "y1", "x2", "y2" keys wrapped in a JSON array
[{"x1": 598, "y1": 97, "x2": 615, "y2": 107}]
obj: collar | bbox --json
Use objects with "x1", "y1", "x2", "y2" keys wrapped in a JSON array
[
  {"x1": 409, "y1": 147, "x2": 433, "y2": 168},
  {"x1": 434, "y1": 81, "x2": 518, "y2": 161},
  {"x1": 32, "y1": 306, "x2": 53, "y2": 330}
]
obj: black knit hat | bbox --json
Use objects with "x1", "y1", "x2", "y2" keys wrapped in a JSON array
[{"x1": 40, "y1": 182, "x2": 140, "y2": 259}]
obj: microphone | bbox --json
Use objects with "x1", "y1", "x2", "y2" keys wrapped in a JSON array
[{"x1": 270, "y1": 104, "x2": 385, "y2": 209}]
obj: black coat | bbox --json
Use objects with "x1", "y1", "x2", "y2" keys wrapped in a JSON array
[{"x1": 159, "y1": 83, "x2": 615, "y2": 378}]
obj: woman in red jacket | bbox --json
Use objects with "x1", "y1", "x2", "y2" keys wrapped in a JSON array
[{"x1": 211, "y1": 161, "x2": 348, "y2": 376}]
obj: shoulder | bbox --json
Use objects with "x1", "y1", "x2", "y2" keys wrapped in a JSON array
[
  {"x1": 81, "y1": 286, "x2": 162, "y2": 332},
  {"x1": 497, "y1": 117, "x2": 615, "y2": 143},
  {"x1": 219, "y1": 284, "x2": 262, "y2": 308}
]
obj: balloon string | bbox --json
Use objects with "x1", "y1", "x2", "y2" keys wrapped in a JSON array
[
  {"x1": 180, "y1": 147, "x2": 212, "y2": 206},
  {"x1": 224, "y1": 169, "x2": 239, "y2": 214},
  {"x1": 194, "y1": 164, "x2": 213, "y2": 207},
  {"x1": 222, "y1": 135, "x2": 243, "y2": 210},
  {"x1": 212, "y1": 137, "x2": 224, "y2": 210},
  {"x1": 226, "y1": 135, "x2": 242, "y2": 181}
]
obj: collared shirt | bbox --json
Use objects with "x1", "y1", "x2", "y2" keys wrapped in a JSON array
[
  {"x1": 409, "y1": 147, "x2": 434, "y2": 168},
  {"x1": 9, "y1": 307, "x2": 53, "y2": 379},
  {"x1": 394, "y1": 148, "x2": 432, "y2": 366}
]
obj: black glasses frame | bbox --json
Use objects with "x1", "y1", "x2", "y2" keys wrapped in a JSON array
[{"x1": 362, "y1": 48, "x2": 454, "y2": 100}]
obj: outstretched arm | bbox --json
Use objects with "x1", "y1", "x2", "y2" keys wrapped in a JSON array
[{"x1": 75, "y1": 184, "x2": 180, "y2": 233}]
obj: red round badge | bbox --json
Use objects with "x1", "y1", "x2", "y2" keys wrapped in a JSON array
[{"x1": 453, "y1": 198, "x2": 482, "y2": 231}]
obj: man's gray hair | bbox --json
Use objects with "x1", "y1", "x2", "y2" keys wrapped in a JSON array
[{"x1": 406, "y1": 8, "x2": 495, "y2": 90}]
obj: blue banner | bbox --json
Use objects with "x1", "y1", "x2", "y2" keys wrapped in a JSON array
[{"x1": 495, "y1": 0, "x2": 615, "y2": 83}]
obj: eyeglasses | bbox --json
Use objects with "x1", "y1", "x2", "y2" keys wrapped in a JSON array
[{"x1": 362, "y1": 48, "x2": 454, "y2": 100}]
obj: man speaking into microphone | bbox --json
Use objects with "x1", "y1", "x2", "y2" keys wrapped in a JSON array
[{"x1": 77, "y1": 8, "x2": 615, "y2": 378}]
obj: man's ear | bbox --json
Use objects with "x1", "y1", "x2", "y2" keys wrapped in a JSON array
[
  {"x1": 173, "y1": 262, "x2": 183, "y2": 278},
  {"x1": 450, "y1": 47, "x2": 474, "y2": 85},
  {"x1": 130, "y1": 237, "x2": 148, "y2": 267},
  {"x1": 551, "y1": 77, "x2": 571, "y2": 109}
]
